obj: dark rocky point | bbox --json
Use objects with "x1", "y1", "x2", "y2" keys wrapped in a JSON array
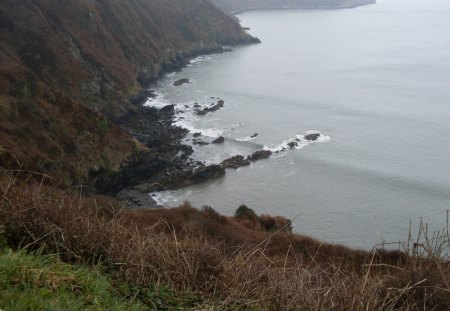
[
  {"x1": 160, "y1": 104, "x2": 175, "y2": 116},
  {"x1": 248, "y1": 150, "x2": 273, "y2": 162},
  {"x1": 221, "y1": 155, "x2": 251, "y2": 169},
  {"x1": 212, "y1": 136, "x2": 225, "y2": 144},
  {"x1": 197, "y1": 100, "x2": 225, "y2": 116}
]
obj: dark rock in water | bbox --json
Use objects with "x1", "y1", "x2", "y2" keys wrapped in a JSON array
[
  {"x1": 295, "y1": 138, "x2": 301, "y2": 142},
  {"x1": 212, "y1": 136, "x2": 225, "y2": 144},
  {"x1": 197, "y1": 100, "x2": 225, "y2": 116},
  {"x1": 173, "y1": 78, "x2": 190, "y2": 86},
  {"x1": 248, "y1": 150, "x2": 272, "y2": 162},
  {"x1": 287, "y1": 141, "x2": 298, "y2": 149},
  {"x1": 251, "y1": 133, "x2": 258, "y2": 138},
  {"x1": 194, "y1": 103, "x2": 201, "y2": 108},
  {"x1": 197, "y1": 109, "x2": 208, "y2": 116},
  {"x1": 185, "y1": 105, "x2": 190, "y2": 108},
  {"x1": 193, "y1": 132, "x2": 201, "y2": 137},
  {"x1": 304, "y1": 133, "x2": 321, "y2": 141},
  {"x1": 160, "y1": 104, "x2": 175, "y2": 116},
  {"x1": 221, "y1": 155, "x2": 251, "y2": 169}
]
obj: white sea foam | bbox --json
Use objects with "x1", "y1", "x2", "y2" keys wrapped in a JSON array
[
  {"x1": 264, "y1": 131, "x2": 330, "y2": 153},
  {"x1": 174, "y1": 117, "x2": 223, "y2": 138},
  {"x1": 150, "y1": 191, "x2": 180, "y2": 207},
  {"x1": 190, "y1": 55, "x2": 215, "y2": 65},
  {"x1": 143, "y1": 92, "x2": 171, "y2": 109},
  {"x1": 236, "y1": 135, "x2": 257, "y2": 142}
]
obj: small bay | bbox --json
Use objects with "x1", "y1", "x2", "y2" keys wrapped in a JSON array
[{"x1": 147, "y1": 0, "x2": 450, "y2": 249}]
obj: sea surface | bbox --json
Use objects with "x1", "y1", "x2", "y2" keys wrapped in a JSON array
[{"x1": 145, "y1": 0, "x2": 450, "y2": 249}]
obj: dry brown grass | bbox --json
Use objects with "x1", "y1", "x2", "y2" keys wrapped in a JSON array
[{"x1": 1, "y1": 171, "x2": 449, "y2": 310}]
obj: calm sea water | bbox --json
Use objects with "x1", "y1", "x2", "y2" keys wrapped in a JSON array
[{"x1": 147, "y1": 0, "x2": 450, "y2": 249}]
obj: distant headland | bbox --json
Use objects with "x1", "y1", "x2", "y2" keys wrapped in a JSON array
[{"x1": 209, "y1": 0, "x2": 376, "y2": 14}]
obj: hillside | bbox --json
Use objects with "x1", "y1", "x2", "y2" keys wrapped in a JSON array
[
  {"x1": 209, "y1": 0, "x2": 376, "y2": 13},
  {"x1": 1, "y1": 173, "x2": 449, "y2": 310},
  {"x1": 0, "y1": 0, "x2": 258, "y2": 187}
]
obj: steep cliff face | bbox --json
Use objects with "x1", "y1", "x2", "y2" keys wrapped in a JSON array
[
  {"x1": 209, "y1": 0, "x2": 375, "y2": 13},
  {"x1": 0, "y1": 0, "x2": 257, "y2": 186}
]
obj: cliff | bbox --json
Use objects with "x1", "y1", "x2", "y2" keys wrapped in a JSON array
[
  {"x1": 209, "y1": 0, "x2": 376, "y2": 13},
  {"x1": 0, "y1": 0, "x2": 258, "y2": 187}
]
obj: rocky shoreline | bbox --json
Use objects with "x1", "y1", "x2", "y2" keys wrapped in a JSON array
[
  {"x1": 114, "y1": 83, "x2": 327, "y2": 208},
  {"x1": 114, "y1": 91, "x2": 274, "y2": 208}
]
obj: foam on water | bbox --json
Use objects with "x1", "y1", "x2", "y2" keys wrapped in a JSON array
[
  {"x1": 263, "y1": 131, "x2": 331, "y2": 153},
  {"x1": 235, "y1": 135, "x2": 257, "y2": 142},
  {"x1": 150, "y1": 191, "x2": 180, "y2": 207},
  {"x1": 143, "y1": 92, "x2": 171, "y2": 109}
]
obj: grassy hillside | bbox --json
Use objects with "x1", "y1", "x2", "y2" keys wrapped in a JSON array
[
  {"x1": 0, "y1": 248, "x2": 145, "y2": 310},
  {"x1": 1, "y1": 172, "x2": 449, "y2": 310},
  {"x1": 0, "y1": 0, "x2": 257, "y2": 186}
]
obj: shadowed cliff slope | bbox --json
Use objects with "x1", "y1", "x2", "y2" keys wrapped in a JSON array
[
  {"x1": 210, "y1": 0, "x2": 375, "y2": 13},
  {"x1": 0, "y1": 0, "x2": 257, "y2": 186}
]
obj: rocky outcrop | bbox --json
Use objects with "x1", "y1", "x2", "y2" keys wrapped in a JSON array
[
  {"x1": 197, "y1": 100, "x2": 225, "y2": 116},
  {"x1": 209, "y1": 0, "x2": 376, "y2": 14},
  {"x1": 304, "y1": 133, "x2": 321, "y2": 141},
  {"x1": 212, "y1": 136, "x2": 225, "y2": 144},
  {"x1": 221, "y1": 155, "x2": 251, "y2": 169},
  {"x1": 173, "y1": 78, "x2": 190, "y2": 86},
  {"x1": 221, "y1": 149, "x2": 273, "y2": 170},
  {"x1": 287, "y1": 141, "x2": 298, "y2": 149},
  {"x1": 248, "y1": 150, "x2": 273, "y2": 162}
]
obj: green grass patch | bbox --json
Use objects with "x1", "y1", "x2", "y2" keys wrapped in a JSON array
[{"x1": 0, "y1": 248, "x2": 144, "y2": 311}]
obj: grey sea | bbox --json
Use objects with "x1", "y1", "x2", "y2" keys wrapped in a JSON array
[{"x1": 146, "y1": 0, "x2": 450, "y2": 249}]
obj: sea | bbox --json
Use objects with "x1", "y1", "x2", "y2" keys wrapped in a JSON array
[{"x1": 144, "y1": 0, "x2": 450, "y2": 249}]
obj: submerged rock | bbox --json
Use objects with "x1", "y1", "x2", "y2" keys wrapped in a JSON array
[
  {"x1": 250, "y1": 133, "x2": 258, "y2": 138},
  {"x1": 173, "y1": 78, "x2": 190, "y2": 86}
]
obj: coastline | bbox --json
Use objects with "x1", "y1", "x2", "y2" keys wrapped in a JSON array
[
  {"x1": 115, "y1": 52, "x2": 330, "y2": 210},
  {"x1": 213, "y1": 0, "x2": 377, "y2": 15}
]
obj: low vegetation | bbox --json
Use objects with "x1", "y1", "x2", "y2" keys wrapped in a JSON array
[
  {"x1": 0, "y1": 248, "x2": 143, "y2": 310},
  {"x1": 1, "y1": 171, "x2": 449, "y2": 310}
]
